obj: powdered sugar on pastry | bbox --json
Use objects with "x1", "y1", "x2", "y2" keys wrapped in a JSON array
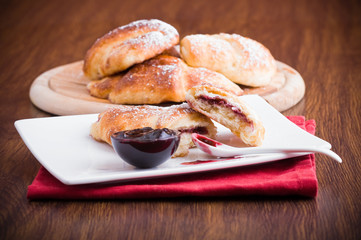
[
  {"x1": 83, "y1": 19, "x2": 179, "y2": 80},
  {"x1": 124, "y1": 19, "x2": 178, "y2": 42},
  {"x1": 87, "y1": 55, "x2": 243, "y2": 104},
  {"x1": 229, "y1": 34, "x2": 273, "y2": 69},
  {"x1": 180, "y1": 33, "x2": 277, "y2": 87}
]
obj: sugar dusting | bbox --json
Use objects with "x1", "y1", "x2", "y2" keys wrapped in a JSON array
[
  {"x1": 186, "y1": 34, "x2": 224, "y2": 58},
  {"x1": 231, "y1": 34, "x2": 273, "y2": 69},
  {"x1": 106, "y1": 105, "x2": 164, "y2": 123},
  {"x1": 154, "y1": 63, "x2": 177, "y2": 81},
  {"x1": 119, "y1": 56, "x2": 180, "y2": 91},
  {"x1": 117, "y1": 19, "x2": 179, "y2": 49},
  {"x1": 125, "y1": 19, "x2": 178, "y2": 38},
  {"x1": 104, "y1": 103, "x2": 194, "y2": 124},
  {"x1": 185, "y1": 33, "x2": 274, "y2": 69},
  {"x1": 146, "y1": 56, "x2": 180, "y2": 86}
]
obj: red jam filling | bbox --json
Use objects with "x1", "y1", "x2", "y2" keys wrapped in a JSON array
[
  {"x1": 178, "y1": 126, "x2": 209, "y2": 135},
  {"x1": 198, "y1": 95, "x2": 253, "y2": 126}
]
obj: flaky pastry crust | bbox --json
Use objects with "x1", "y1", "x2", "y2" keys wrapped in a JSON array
[
  {"x1": 83, "y1": 19, "x2": 179, "y2": 80},
  {"x1": 180, "y1": 33, "x2": 277, "y2": 87},
  {"x1": 87, "y1": 55, "x2": 243, "y2": 104}
]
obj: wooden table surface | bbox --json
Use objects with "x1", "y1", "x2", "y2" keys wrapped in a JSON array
[{"x1": 1, "y1": 0, "x2": 360, "y2": 239}]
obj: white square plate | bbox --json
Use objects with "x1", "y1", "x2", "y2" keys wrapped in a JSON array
[{"x1": 15, "y1": 95, "x2": 331, "y2": 185}]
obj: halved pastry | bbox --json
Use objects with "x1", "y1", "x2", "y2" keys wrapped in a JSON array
[
  {"x1": 90, "y1": 103, "x2": 217, "y2": 157},
  {"x1": 185, "y1": 85, "x2": 265, "y2": 146}
]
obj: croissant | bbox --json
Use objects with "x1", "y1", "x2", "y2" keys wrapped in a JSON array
[
  {"x1": 90, "y1": 103, "x2": 217, "y2": 157},
  {"x1": 83, "y1": 19, "x2": 179, "y2": 80},
  {"x1": 180, "y1": 33, "x2": 277, "y2": 87},
  {"x1": 186, "y1": 85, "x2": 265, "y2": 146},
  {"x1": 87, "y1": 55, "x2": 243, "y2": 104}
]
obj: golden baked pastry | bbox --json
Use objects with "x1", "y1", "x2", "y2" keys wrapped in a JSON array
[
  {"x1": 87, "y1": 55, "x2": 243, "y2": 104},
  {"x1": 83, "y1": 19, "x2": 179, "y2": 80},
  {"x1": 186, "y1": 85, "x2": 265, "y2": 146},
  {"x1": 90, "y1": 103, "x2": 217, "y2": 157},
  {"x1": 180, "y1": 33, "x2": 277, "y2": 87}
]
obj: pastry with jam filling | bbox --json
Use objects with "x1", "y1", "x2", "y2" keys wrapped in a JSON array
[{"x1": 186, "y1": 85, "x2": 265, "y2": 146}]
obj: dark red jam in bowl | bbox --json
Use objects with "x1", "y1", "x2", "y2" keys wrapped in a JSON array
[{"x1": 111, "y1": 127, "x2": 180, "y2": 168}]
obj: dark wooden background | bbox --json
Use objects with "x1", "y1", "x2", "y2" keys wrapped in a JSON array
[{"x1": 1, "y1": 0, "x2": 360, "y2": 239}]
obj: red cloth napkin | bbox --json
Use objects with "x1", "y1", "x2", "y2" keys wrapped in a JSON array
[{"x1": 27, "y1": 116, "x2": 318, "y2": 200}]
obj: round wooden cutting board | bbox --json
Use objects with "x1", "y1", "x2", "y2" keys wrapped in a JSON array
[{"x1": 29, "y1": 60, "x2": 305, "y2": 115}]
